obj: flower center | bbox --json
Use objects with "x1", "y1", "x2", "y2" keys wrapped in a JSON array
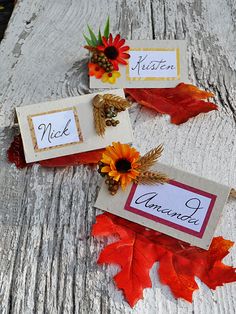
[
  {"x1": 104, "y1": 46, "x2": 119, "y2": 60},
  {"x1": 115, "y1": 158, "x2": 131, "y2": 173},
  {"x1": 108, "y1": 72, "x2": 113, "y2": 77},
  {"x1": 95, "y1": 66, "x2": 100, "y2": 71}
]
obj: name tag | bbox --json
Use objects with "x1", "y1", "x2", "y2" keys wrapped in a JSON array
[
  {"x1": 90, "y1": 40, "x2": 187, "y2": 89},
  {"x1": 125, "y1": 181, "x2": 215, "y2": 238},
  {"x1": 28, "y1": 108, "x2": 83, "y2": 151},
  {"x1": 128, "y1": 49, "x2": 179, "y2": 79},
  {"x1": 16, "y1": 89, "x2": 133, "y2": 162},
  {"x1": 95, "y1": 163, "x2": 230, "y2": 249}
]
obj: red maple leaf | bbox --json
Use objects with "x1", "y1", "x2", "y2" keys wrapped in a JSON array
[
  {"x1": 125, "y1": 83, "x2": 218, "y2": 124},
  {"x1": 7, "y1": 134, "x2": 104, "y2": 168},
  {"x1": 92, "y1": 213, "x2": 236, "y2": 307}
]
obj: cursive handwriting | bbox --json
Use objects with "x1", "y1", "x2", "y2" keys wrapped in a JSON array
[
  {"x1": 38, "y1": 119, "x2": 71, "y2": 143},
  {"x1": 131, "y1": 55, "x2": 175, "y2": 76},
  {"x1": 135, "y1": 192, "x2": 203, "y2": 225}
]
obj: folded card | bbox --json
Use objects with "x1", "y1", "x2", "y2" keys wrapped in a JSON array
[
  {"x1": 95, "y1": 163, "x2": 230, "y2": 249},
  {"x1": 90, "y1": 40, "x2": 188, "y2": 89},
  {"x1": 16, "y1": 89, "x2": 133, "y2": 163}
]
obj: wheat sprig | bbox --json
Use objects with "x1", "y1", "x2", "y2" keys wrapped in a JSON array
[
  {"x1": 138, "y1": 145, "x2": 164, "y2": 172},
  {"x1": 93, "y1": 95, "x2": 106, "y2": 136},
  {"x1": 103, "y1": 94, "x2": 131, "y2": 111},
  {"x1": 136, "y1": 171, "x2": 169, "y2": 185}
]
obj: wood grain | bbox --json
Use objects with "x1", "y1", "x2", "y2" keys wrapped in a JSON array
[{"x1": 0, "y1": 0, "x2": 236, "y2": 313}]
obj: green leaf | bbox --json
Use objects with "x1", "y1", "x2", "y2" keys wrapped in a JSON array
[
  {"x1": 103, "y1": 17, "x2": 110, "y2": 39},
  {"x1": 98, "y1": 29, "x2": 103, "y2": 45},
  {"x1": 83, "y1": 33, "x2": 93, "y2": 46},
  {"x1": 87, "y1": 25, "x2": 98, "y2": 46}
]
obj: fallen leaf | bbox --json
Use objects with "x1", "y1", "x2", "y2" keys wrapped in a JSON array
[
  {"x1": 92, "y1": 213, "x2": 236, "y2": 307},
  {"x1": 7, "y1": 134, "x2": 104, "y2": 168},
  {"x1": 125, "y1": 83, "x2": 218, "y2": 124}
]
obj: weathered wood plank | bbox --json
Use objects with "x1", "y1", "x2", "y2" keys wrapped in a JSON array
[{"x1": 0, "y1": 0, "x2": 236, "y2": 313}]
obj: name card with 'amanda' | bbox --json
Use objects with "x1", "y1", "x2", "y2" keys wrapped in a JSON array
[{"x1": 95, "y1": 163, "x2": 230, "y2": 249}]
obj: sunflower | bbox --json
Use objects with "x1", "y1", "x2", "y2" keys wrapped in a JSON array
[
  {"x1": 101, "y1": 71, "x2": 120, "y2": 84},
  {"x1": 100, "y1": 142, "x2": 140, "y2": 190},
  {"x1": 97, "y1": 34, "x2": 130, "y2": 70},
  {"x1": 88, "y1": 62, "x2": 105, "y2": 78}
]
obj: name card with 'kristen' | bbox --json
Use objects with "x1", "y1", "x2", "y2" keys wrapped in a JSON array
[
  {"x1": 90, "y1": 40, "x2": 187, "y2": 89},
  {"x1": 95, "y1": 163, "x2": 230, "y2": 249}
]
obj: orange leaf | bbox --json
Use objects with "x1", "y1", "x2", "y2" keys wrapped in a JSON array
[
  {"x1": 125, "y1": 83, "x2": 218, "y2": 125},
  {"x1": 7, "y1": 134, "x2": 104, "y2": 168},
  {"x1": 39, "y1": 149, "x2": 105, "y2": 167},
  {"x1": 92, "y1": 213, "x2": 236, "y2": 307}
]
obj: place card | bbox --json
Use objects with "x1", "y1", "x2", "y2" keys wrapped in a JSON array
[
  {"x1": 95, "y1": 163, "x2": 230, "y2": 249},
  {"x1": 16, "y1": 89, "x2": 133, "y2": 163},
  {"x1": 90, "y1": 40, "x2": 188, "y2": 89}
]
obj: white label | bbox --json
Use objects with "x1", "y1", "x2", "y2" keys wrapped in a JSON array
[
  {"x1": 126, "y1": 181, "x2": 216, "y2": 236},
  {"x1": 129, "y1": 50, "x2": 177, "y2": 78},
  {"x1": 31, "y1": 109, "x2": 81, "y2": 149}
]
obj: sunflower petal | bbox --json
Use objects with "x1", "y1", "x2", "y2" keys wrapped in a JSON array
[
  {"x1": 117, "y1": 57, "x2": 128, "y2": 65},
  {"x1": 101, "y1": 166, "x2": 111, "y2": 173},
  {"x1": 117, "y1": 38, "x2": 125, "y2": 48},
  {"x1": 119, "y1": 46, "x2": 130, "y2": 52},
  {"x1": 108, "y1": 33, "x2": 113, "y2": 45},
  {"x1": 114, "y1": 34, "x2": 121, "y2": 45},
  {"x1": 120, "y1": 53, "x2": 130, "y2": 59}
]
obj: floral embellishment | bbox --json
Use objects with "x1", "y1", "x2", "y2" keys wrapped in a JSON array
[
  {"x1": 98, "y1": 142, "x2": 169, "y2": 195},
  {"x1": 97, "y1": 34, "x2": 130, "y2": 70},
  {"x1": 83, "y1": 18, "x2": 129, "y2": 84},
  {"x1": 88, "y1": 63, "x2": 105, "y2": 78},
  {"x1": 101, "y1": 71, "x2": 120, "y2": 84}
]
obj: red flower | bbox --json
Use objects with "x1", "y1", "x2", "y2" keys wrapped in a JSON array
[{"x1": 97, "y1": 34, "x2": 130, "y2": 70}]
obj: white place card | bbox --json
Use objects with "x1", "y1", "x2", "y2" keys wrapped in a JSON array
[
  {"x1": 95, "y1": 163, "x2": 230, "y2": 249},
  {"x1": 16, "y1": 89, "x2": 133, "y2": 163},
  {"x1": 90, "y1": 40, "x2": 188, "y2": 88}
]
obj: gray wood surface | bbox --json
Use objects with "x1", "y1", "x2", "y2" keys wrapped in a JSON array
[{"x1": 0, "y1": 0, "x2": 236, "y2": 313}]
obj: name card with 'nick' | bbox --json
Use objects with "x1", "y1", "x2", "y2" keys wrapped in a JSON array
[{"x1": 16, "y1": 89, "x2": 133, "y2": 163}]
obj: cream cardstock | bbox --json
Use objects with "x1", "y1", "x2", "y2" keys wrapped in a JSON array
[
  {"x1": 16, "y1": 89, "x2": 133, "y2": 163},
  {"x1": 90, "y1": 40, "x2": 188, "y2": 88},
  {"x1": 95, "y1": 163, "x2": 230, "y2": 249}
]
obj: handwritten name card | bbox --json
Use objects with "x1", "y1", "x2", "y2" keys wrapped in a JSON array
[
  {"x1": 95, "y1": 163, "x2": 230, "y2": 249},
  {"x1": 16, "y1": 89, "x2": 133, "y2": 163},
  {"x1": 29, "y1": 108, "x2": 83, "y2": 151},
  {"x1": 90, "y1": 40, "x2": 187, "y2": 89}
]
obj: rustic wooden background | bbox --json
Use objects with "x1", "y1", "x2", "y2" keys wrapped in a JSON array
[{"x1": 0, "y1": 0, "x2": 236, "y2": 313}]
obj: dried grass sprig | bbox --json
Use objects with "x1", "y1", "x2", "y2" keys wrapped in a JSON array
[
  {"x1": 93, "y1": 95, "x2": 106, "y2": 136},
  {"x1": 103, "y1": 94, "x2": 131, "y2": 111},
  {"x1": 136, "y1": 171, "x2": 169, "y2": 185},
  {"x1": 138, "y1": 145, "x2": 164, "y2": 172}
]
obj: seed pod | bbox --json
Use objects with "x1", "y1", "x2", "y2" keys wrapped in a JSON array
[{"x1": 106, "y1": 120, "x2": 112, "y2": 126}]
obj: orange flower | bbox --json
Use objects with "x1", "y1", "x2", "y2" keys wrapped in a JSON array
[
  {"x1": 97, "y1": 34, "x2": 130, "y2": 70},
  {"x1": 88, "y1": 62, "x2": 105, "y2": 78},
  {"x1": 101, "y1": 142, "x2": 140, "y2": 190}
]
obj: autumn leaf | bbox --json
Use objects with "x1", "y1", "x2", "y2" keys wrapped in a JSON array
[
  {"x1": 92, "y1": 213, "x2": 236, "y2": 307},
  {"x1": 39, "y1": 149, "x2": 105, "y2": 167},
  {"x1": 7, "y1": 134, "x2": 104, "y2": 168},
  {"x1": 125, "y1": 83, "x2": 218, "y2": 125}
]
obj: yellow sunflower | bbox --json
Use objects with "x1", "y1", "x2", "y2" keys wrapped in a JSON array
[{"x1": 101, "y1": 142, "x2": 140, "y2": 190}]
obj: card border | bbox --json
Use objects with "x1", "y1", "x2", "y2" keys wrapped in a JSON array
[
  {"x1": 27, "y1": 106, "x2": 83, "y2": 152},
  {"x1": 124, "y1": 180, "x2": 217, "y2": 238},
  {"x1": 126, "y1": 48, "x2": 180, "y2": 81}
]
